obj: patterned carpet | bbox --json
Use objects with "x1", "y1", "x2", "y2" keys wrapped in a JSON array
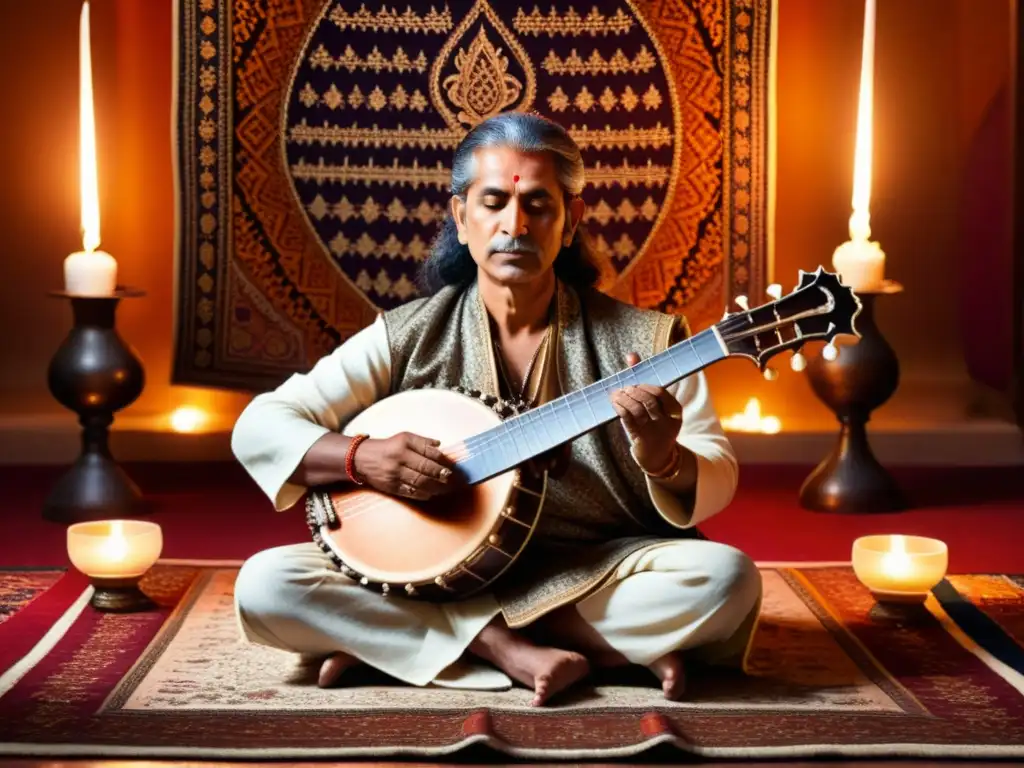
[{"x1": 2, "y1": 563, "x2": 1024, "y2": 759}]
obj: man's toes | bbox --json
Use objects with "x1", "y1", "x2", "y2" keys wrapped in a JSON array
[
  {"x1": 662, "y1": 673, "x2": 685, "y2": 700},
  {"x1": 318, "y1": 652, "x2": 356, "y2": 688},
  {"x1": 649, "y1": 651, "x2": 687, "y2": 700},
  {"x1": 531, "y1": 678, "x2": 550, "y2": 707}
]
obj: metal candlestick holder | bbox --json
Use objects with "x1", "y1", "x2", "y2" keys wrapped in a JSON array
[
  {"x1": 89, "y1": 576, "x2": 156, "y2": 612},
  {"x1": 44, "y1": 287, "x2": 147, "y2": 523},
  {"x1": 799, "y1": 280, "x2": 907, "y2": 513}
]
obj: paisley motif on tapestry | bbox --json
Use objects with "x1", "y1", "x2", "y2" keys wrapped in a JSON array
[{"x1": 172, "y1": 0, "x2": 775, "y2": 390}]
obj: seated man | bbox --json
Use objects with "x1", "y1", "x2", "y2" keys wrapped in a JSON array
[{"x1": 231, "y1": 112, "x2": 762, "y2": 706}]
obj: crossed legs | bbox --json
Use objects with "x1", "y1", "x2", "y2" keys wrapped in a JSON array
[{"x1": 235, "y1": 539, "x2": 762, "y2": 705}]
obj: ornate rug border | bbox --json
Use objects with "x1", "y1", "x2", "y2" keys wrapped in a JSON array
[
  {"x1": 3, "y1": 562, "x2": 1024, "y2": 760},
  {"x1": 3, "y1": 738, "x2": 1024, "y2": 761}
]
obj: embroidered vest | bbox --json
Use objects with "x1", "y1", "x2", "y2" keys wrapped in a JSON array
[{"x1": 381, "y1": 280, "x2": 701, "y2": 624}]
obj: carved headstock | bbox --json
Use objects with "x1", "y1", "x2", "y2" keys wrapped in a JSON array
[{"x1": 716, "y1": 267, "x2": 862, "y2": 373}]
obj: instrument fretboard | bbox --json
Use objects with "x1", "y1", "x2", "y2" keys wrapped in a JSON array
[{"x1": 454, "y1": 327, "x2": 726, "y2": 484}]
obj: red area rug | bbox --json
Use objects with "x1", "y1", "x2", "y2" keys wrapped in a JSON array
[
  {"x1": 2, "y1": 563, "x2": 1023, "y2": 759},
  {"x1": 3, "y1": 463, "x2": 1023, "y2": 572}
]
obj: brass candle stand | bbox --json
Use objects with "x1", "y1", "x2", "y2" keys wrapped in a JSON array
[
  {"x1": 799, "y1": 280, "x2": 907, "y2": 514},
  {"x1": 44, "y1": 287, "x2": 147, "y2": 523}
]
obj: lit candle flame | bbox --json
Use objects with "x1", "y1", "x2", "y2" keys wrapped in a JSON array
[
  {"x1": 722, "y1": 398, "x2": 781, "y2": 434},
  {"x1": 831, "y1": 0, "x2": 885, "y2": 292},
  {"x1": 80, "y1": 1, "x2": 100, "y2": 253},
  {"x1": 170, "y1": 406, "x2": 207, "y2": 433},
  {"x1": 880, "y1": 533, "x2": 912, "y2": 578},
  {"x1": 100, "y1": 520, "x2": 129, "y2": 562},
  {"x1": 849, "y1": 0, "x2": 875, "y2": 243}
]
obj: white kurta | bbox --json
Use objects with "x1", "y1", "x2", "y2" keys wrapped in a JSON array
[{"x1": 231, "y1": 315, "x2": 761, "y2": 689}]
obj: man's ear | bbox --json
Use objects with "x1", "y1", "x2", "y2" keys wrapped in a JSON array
[
  {"x1": 451, "y1": 196, "x2": 468, "y2": 245},
  {"x1": 563, "y1": 195, "x2": 586, "y2": 244}
]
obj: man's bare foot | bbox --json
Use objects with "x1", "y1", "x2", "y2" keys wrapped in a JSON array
[
  {"x1": 470, "y1": 618, "x2": 590, "y2": 706},
  {"x1": 648, "y1": 651, "x2": 686, "y2": 700},
  {"x1": 318, "y1": 651, "x2": 359, "y2": 688},
  {"x1": 519, "y1": 645, "x2": 591, "y2": 707}
]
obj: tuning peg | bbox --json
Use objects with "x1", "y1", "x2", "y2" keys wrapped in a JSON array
[
  {"x1": 822, "y1": 342, "x2": 839, "y2": 361},
  {"x1": 790, "y1": 351, "x2": 807, "y2": 372},
  {"x1": 734, "y1": 295, "x2": 749, "y2": 311},
  {"x1": 762, "y1": 366, "x2": 779, "y2": 381},
  {"x1": 766, "y1": 283, "x2": 782, "y2": 300}
]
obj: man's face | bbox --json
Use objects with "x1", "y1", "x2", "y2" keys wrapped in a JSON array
[{"x1": 452, "y1": 146, "x2": 583, "y2": 286}]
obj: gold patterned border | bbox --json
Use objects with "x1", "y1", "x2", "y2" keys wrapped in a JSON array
[
  {"x1": 325, "y1": 232, "x2": 431, "y2": 262},
  {"x1": 289, "y1": 156, "x2": 670, "y2": 189},
  {"x1": 568, "y1": 123, "x2": 672, "y2": 149},
  {"x1": 288, "y1": 121, "x2": 673, "y2": 152},
  {"x1": 723, "y1": 0, "x2": 774, "y2": 305},
  {"x1": 290, "y1": 157, "x2": 451, "y2": 188},
  {"x1": 547, "y1": 84, "x2": 662, "y2": 113},
  {"x1": 296, "y1": 83, "x2": 430, "y2": 112},
  {"x1": 513, "y1": 6, "x2": 634, "y2": 37},
  {"x1": 327, "y1": 3, "x2": 454, "y2": 34},
  {"x1": 306, "y1": 194, "x2": 445, "y2": 225},
  {"x1": 352, "y1": 269, "x2": 420, "y2": 301},
  {"x1": 172, "y1": 0, "x2": 226, "y2": 376},
  {"x1": 308, "y1": 43, "x2": 429, "y2": 73},
  {"x1": 289, "y1": 122, "x2": 460, "y2": 150},
  {"x1": 584, "y1": 195, "x2": 660, "y2": 225},
  {"x1": 541, "y1": 45, "x2": 656, "y2": 75}
]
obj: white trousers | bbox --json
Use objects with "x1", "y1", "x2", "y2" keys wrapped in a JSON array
[{"x1": 233, "y1": 539, "x2": 762, "y2": 690}]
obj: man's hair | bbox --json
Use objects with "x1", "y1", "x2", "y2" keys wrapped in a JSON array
[{"x1": 417, "y1": 112, "x2": 600, "y2": 294}]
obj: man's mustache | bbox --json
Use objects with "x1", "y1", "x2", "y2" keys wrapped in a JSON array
[{"x1": 488, "y1": 236, "x2": 541, "y2": 256}]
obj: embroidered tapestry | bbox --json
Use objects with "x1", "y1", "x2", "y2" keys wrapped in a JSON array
[{"x1": 172, "y1": 0, "x2": 775, "y2": 390}]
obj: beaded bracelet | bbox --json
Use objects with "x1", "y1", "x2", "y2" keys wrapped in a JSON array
[{"x1": 345, "y1": 433, "x2": 370, "y2": 485}]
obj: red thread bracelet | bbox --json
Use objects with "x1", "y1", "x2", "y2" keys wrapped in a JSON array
[{"x1": 345, "y1": 434, "x2": 369, "y2": 485}]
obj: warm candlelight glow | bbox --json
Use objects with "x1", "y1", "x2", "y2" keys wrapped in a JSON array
[
  {"x1": 64, "y1": 1, "x2": 118, "y2": 297},
  {"x1": 169, "y1": 406, "x2": 208, "y2": 433},
  {"x1": 879, "y1": 533, "x2": 912, "y2": 578},
  {"x1": 67, "y1": 520, "x2": 163, "y2": 580},
  {"x1": 831, "y1": 0, "x2": 886, "y2": 292},
  {"x1": 849, "y1": 0, "x2": 875, "y2": 244},
  {"x1": 852, "y1": 534, "x2": 948, "y2": 602},
  {"x1": 80, "y1": 0, "x2": 100, "y2": 254},
  {"x1": 722, "y1": 398, "x2": 782, "y2": 434},
  {"x1": 100, "y1": 520, "x2": 130, "y2": 561}
]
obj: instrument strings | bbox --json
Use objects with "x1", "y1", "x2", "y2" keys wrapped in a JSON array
[
  {"x1": 329, "y1": 316, "x2": 758, "y2": 514},
  {"x1": 440, "y1": 321, "x2": 747, "y2": 466}
]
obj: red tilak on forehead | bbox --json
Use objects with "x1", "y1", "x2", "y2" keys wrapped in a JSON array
[{"x1": 512, "y1": 175, "x2": 520, "y2": 183}]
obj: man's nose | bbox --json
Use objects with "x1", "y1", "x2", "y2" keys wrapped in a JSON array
[{"x1": 500, "y1": 198, "x2": 529, "y2": 236}]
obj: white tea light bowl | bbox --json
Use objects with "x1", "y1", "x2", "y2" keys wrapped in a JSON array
[{"x1": 852, "y1": 534, "x2": 948, "y2": 603}]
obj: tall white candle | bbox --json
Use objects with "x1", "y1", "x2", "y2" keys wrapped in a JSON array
[
  {"x1": 832, "y1": 0, "x2": 885, "y2": 292},
  {"x1": 64, "y1": 0, "x2": 117, "y2": 297}
]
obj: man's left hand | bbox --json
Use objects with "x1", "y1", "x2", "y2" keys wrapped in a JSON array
[{"x1": 610, "y1": 352, "x2": 682, "y2": 473}]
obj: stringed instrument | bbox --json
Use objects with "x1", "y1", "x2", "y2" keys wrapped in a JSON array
[{"x1": 306, "y1": 268, "x2": 861, "y2": 600}]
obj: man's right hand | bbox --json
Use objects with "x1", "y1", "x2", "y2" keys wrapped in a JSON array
[{"x1": 352, "y1": 432, "x2": 457, "y2": 501}]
